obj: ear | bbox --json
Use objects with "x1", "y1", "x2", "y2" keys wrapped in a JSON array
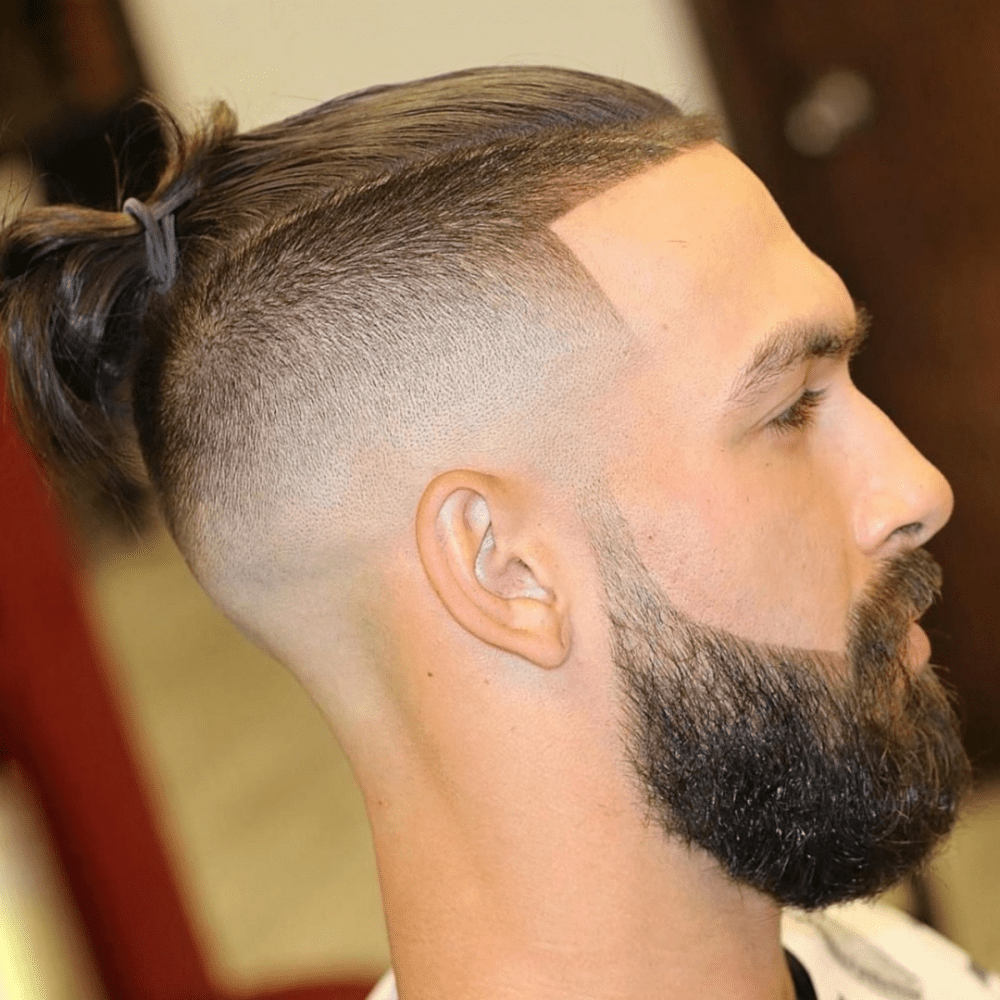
[{"x1": 415, "y1": 469, "x2": 571, "y2": 669}]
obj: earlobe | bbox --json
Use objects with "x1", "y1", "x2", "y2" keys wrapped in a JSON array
[{"x1": 415, "y1": 470, "x2": 571, "y2": 669}]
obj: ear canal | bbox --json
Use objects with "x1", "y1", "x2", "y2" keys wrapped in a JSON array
[
  {"x1": 474, "y1": 525, "x2": 551, "y2": 602},
  {"x1": 519, "y1": 565, "x2": 549, "y2": 601}
]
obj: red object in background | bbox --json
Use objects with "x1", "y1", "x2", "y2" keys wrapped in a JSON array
[
  {"x1": 0, "y1": 374, "x2": 374, "y2": 1000},
  {"x1": 60, "y1": 0, "x2": 129, "y2": 106}
]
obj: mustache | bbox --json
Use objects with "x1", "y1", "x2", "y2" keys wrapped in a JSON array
[{"x1": 847, "y1": 548, "x2": 942, "y2": 671}]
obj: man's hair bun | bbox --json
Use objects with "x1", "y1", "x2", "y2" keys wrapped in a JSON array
[{"x1": 0, "y1": 99, "x2": 235, "y2": 519}]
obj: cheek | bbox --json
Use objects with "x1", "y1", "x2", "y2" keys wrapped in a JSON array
[{"x1": 629, "y1": 451, "x2": 854, "y2": 651}]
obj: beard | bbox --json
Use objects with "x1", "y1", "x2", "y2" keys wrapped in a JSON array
[{"x1": 584, "y1": 501, "x2": 972, "y2": 910}]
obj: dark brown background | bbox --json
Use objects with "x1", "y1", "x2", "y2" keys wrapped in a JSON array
[
  {"x1": 690, "y1": 0, "x2": 1000, "y2": 772},
  {"x1": 1, "y1": 0, "x2": 161, "y2": 208}
]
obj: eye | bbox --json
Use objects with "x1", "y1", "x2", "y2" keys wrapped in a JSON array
[{"x1": 768, "y1": 387, "x2": 826, "y2": 434}]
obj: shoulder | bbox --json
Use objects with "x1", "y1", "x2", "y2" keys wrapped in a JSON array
[{"x1": 782, "y1": 901, "x2": 1000, "y2": 999}]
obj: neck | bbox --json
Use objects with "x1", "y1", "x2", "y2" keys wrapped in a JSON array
[
  {"x1": 365, "y1": 765, "x2": 796, "y2": 1000},
  {"x1": 347, "y1": 558, "x2": 798, "y2": 1000}
]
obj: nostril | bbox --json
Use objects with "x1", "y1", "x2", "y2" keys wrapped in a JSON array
[{"x1": 893, "y1": 521, "x2": 925, "y2": 541}]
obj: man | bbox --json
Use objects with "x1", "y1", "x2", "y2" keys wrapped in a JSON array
[{"x1": 0, "y1": 66, "x2": 990, "y2": 999}]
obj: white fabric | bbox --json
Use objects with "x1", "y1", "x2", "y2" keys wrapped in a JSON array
[
  {"x1": 781, "y1": 901, "x2": 1000, "y2": 999},
  {"x1": 366, "y1": 969, "x2": 398, "y2": 1000},
  {"x1": 365, "y1": 902, "x2": 1000, "y2": 999}
]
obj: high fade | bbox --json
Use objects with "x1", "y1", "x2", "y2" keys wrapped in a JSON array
[{"x1": 1, "y1": 66, "x2": 717, "y2": 623}]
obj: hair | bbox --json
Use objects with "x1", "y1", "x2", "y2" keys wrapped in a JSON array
[{"x1": 1, "y1": 66, "x2": 717, "y2": 625}]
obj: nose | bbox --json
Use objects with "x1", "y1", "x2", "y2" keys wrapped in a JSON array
[{"x1": 850, "y1": 393, "x2": 954, "y2": 556}]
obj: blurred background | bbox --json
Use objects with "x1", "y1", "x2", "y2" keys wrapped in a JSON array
[{"x1": 0, "y1": 1, "x2": 997, "y2": 998}]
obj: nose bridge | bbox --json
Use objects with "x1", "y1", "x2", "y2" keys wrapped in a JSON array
[{"x1": 848, "y1": 392, "x2": 954, "y2": 554}]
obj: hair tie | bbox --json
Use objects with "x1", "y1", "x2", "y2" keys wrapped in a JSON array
[{"x1": 123, "y1": 196, "x2": 178, "y2": 293}]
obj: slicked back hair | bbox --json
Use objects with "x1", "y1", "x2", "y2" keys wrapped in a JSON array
[{"x1": 2, "y1": 67, "x2": 717, "y2": 597}]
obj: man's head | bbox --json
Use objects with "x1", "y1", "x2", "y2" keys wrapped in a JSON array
[
  {"x1": 132, "y1": 69, "x2": 715, "y2": 620},
  {"x1": 1, "y1": 68, "x2": 968, "y2": 917}
]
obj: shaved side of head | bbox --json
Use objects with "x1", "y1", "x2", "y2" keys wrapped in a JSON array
[{"x1": 2, "y1": 66, "x2": 717, "y2": 665}]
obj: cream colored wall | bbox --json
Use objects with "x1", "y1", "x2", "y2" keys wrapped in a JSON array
[{"x1": 121, "y1": 0, "x2": 721, "y2": 129}]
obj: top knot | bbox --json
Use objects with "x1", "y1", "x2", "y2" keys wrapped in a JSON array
[{"x1": 123, "y1": 196, "x2": 178, "y2": 293}]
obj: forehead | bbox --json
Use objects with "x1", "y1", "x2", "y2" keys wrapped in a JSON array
[{"x1": 550, "y1": 142, "x2": 854, "y2": 398}]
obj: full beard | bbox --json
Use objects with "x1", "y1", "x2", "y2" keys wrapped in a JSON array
[{"x1": 585, "y1": 502, "x2": 972, "y2": 910}]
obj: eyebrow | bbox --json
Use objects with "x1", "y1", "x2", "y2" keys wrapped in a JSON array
[{"x1": 727, "y1": 305, "x2": 872, "y2": 409}]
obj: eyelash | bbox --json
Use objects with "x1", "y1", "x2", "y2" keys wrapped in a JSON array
[{"x1": 769, "y1": 388, "x2": 827, "y2": 433}]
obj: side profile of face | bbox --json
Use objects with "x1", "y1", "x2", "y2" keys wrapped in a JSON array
[
  {"x1": 587, "y1": 500, "x2": 969, "y2": 908},
  {"x1": 551, "y1": 142, "x2": 970, "y2": 907}
]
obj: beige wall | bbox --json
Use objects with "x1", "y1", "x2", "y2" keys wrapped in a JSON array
[{"x1": 121, "y1": 0, "x2": 720, "y2": 130}]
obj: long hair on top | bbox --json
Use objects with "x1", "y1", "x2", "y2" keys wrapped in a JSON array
[{"x1": 1, "y1": 67, "x2": 716, "y2": 586}]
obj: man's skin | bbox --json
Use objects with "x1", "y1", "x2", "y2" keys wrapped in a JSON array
[{"x1": 310, "y1": 142, "x2": 953, "y2": 1000}]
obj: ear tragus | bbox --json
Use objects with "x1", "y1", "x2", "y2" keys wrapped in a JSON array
[{"x1": 474, "y1": 524, "x2": 550, "y2": 601}]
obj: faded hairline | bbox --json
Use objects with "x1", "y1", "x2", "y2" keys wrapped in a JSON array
[
  {"x1": 0, "y1": 65, "x2": 721, "y2": 684},
  {"x1": 181, "y1": 154, "x2": 718, "y2": 650},
  {"x1": 183, "y1": 218, "x2": 642, "y2": 641},
  {"x1": 130, "y1": 87, "x2": 719, "y2": 644}
]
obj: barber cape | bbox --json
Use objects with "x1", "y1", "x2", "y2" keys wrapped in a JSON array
[{"x1": 365, "y1": 901, "x2": 1000, "y2": 999}]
